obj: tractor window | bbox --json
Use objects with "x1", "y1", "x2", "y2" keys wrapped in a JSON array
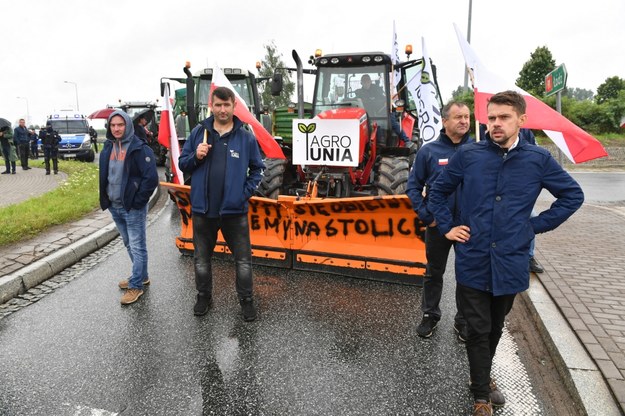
[
  {"x1": 313, "y1": 66, "x2": 388, "y2": 119},
  {"x1": 198, "y1": 77, "x2": 254, "y2": 111}
]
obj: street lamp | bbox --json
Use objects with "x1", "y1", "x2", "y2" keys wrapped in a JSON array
[
  {"x1": 64, "y1": 80, "x2": 80, "y2": 111},
  {"x1": 16, "y1": 96, "x2": 30, "y2": 126}
]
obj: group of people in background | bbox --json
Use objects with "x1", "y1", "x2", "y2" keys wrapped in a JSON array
[
  {"x1": 1, "y1": 118, "x2": 39, "y2": 174},
  {"x1": 0, "y1": 118, "x2": 62, "y2": 175}
]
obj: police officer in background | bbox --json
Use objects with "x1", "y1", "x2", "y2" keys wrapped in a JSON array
[
  {"x1": 89, "y1": 126, "x2": 99, "y2": 153},
  {"x1": 40, "y1": 121, "x2": 61, "y2": 175}
]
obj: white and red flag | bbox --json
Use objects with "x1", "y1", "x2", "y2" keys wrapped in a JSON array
[
  {"x1": 157, "y1": 82, "x2": 184, "y2": 184},
  {"x1": 453, "y1": 23, "x2": 607, "y2": 164},
  {"x1": 210, "y1": 66, "x2": 285, "y2": 159}
]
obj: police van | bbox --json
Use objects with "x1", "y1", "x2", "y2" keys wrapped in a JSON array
[{"x1": 43, "y1": 111, "x2": 95, "y2": 162}]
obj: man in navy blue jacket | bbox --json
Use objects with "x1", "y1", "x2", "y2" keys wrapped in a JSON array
[
  {"x1": 406, "y1": 101, "x2": 473, "y2": 341},
  {"x1": 428, "y1": 91, "x2": 583, "y2": 416},
  {"x1": 179, "y1": 86, "x2": 265, "y2": 322},
  {"x1": 13, "y1": 119, "x2": 30, "y2": 170}
]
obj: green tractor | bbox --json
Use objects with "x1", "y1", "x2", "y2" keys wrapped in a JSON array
[{"x1": 160, "y1": 63, "x2": 278, "y2": 184}]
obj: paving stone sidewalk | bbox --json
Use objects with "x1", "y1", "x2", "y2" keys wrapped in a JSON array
[{"x1": 534, "y1": 201, "x2": 625, "y2": 412}]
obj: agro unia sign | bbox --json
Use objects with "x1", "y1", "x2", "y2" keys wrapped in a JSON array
[{"x1": 292, "y1": 119, "x2": 359, "y2": 167}]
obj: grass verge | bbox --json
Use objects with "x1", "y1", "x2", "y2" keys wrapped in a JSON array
[{"x1": 0, "y1": 160, "x2": 99, "y2": 246}]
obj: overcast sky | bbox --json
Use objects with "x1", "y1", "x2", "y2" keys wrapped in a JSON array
[{"x1": 2, "y1": 0, "x2": 623, "y2": 128}]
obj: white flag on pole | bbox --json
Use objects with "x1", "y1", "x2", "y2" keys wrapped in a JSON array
[{"x1": 406, "y1": 37, "x2": 442, "y2": 145}]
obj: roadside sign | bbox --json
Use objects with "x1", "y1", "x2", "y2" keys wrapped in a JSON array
[{"x1": 545, "y1": 64, "x2": 567, "y2": 97}]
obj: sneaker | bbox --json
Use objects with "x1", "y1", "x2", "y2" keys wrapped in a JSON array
[
  {"x1": 454, "y1": 321, "x2": 468, "y2": 342},
  {"x1": 489, "y1": 379, "x2": 505, "y2": 407},
  {"x1": 120, "y1": 288, "x2": 144, "y2": 305},
  {"x1": 416, "y1": 314, "x2": 439, "y2": 338},
  {"x1": 118, "y1": 278, "x2": 150, "y2": 290},
  {"x1": 473, "y1": 400, "x2": 492, "y2": 416},
  {"x1": 240, "y1": 297, "x2": 257, "y2": 322},
  {"x1": 529, "y1": 256, "x2": 544, "y2": 273},
  {"x1": 193, "y1": 294, "x2": 212, "y2": 316}
]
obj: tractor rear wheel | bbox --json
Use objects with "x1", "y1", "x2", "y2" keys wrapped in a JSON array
[
  {"x1": 258, "y1": 158, "x2": 286, "y2": 199},
  {"x1": 374, "y1": 155, "x2": 410, "y2": 195}
]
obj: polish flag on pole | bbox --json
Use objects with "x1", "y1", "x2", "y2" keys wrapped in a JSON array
[
  {"x1": 210, "y1": 66, "x2": 285, "y2": 159},
  {"x1": 157, "y1": 82, "x2": 184, "y2": 184},
  {"x1": 453, "y1": 23, "x2": 607, "y2": 164}
]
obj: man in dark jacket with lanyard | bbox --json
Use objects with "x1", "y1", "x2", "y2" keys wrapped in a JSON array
[
  {"x1": 428, "y1": 91, "x2": 583, "y2": 416},
  {"x1": 99, "y1": 110, "x2": 159, "y2": 305},
  {"x1": 407, "y1": 101, "x2": 472, "y2": 342},
  {"x1": 179, "y1": 86, "x2": 265, "y2": 322}
]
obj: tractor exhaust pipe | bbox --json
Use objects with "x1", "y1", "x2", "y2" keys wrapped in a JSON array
[{"x1": 292, "y1": 50, "x2": 304, "y2": 118}]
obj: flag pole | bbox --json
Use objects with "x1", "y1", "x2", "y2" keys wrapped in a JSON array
[{"x1": 465, "y1": 64, "x2": 480, "y2": 142}]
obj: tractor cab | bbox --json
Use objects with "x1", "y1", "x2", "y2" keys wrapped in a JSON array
[{"x1": 311, "y1": 51, "x2": 422, "y2": 150}]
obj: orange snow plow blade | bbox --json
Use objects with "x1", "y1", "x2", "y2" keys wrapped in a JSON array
[{"x1": 161, "y1": 182, "x2": 426, "y2": 285}]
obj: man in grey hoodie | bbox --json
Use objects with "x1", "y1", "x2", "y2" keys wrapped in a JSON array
[{"x1": 99, "y1": 111, "x2": 159, "y2": 305}]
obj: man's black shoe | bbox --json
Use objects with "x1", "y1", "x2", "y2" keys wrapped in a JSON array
[
  {"x1": 240, "y1": 297, "x2": 257, "y2": 322},
  {"x1": 454, "y1": 322, "x2": 469, "y2": 342},
  {"x1": 193, "y1": 294, "x2": 212, "y2": 316},
  {"x1": 529, "y1": 257, "x2": 544, "y2": 273},
  {"x1": 1, "y1": 171, "x2": 9, "y2": 174},
  {"x1": 416, "y1": 314, "x2": 439, "y2": 338}
]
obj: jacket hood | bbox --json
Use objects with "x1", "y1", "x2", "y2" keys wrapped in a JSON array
[{"x1": 106, "y1": 110, "x2": 135, "y2": 142}]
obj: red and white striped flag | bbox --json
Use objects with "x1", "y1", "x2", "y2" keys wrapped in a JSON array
[
  {"x1": 453, "y1": 23, "x2": 607, "y2": 164},
  {"x1": 157, "y1": 82, "x2": 184, "y2": 184},
  {"x1": 210, "y1": 66, "x2": 285, "y2": 159}
]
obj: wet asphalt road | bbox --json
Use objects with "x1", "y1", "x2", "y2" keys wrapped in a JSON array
[{"x1": 1, "y1": 198, "x2": 551, "y2": 416}]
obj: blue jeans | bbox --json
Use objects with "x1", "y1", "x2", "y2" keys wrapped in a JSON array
[{"x1": 108, "y1": 205, "x2": 149, "y2": 289}]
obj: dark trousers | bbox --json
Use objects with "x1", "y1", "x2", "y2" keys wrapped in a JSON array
[
  {"x1": 1, "y1": 144, "x2": 15, "y2": 172},
  {"x1": 456, "y1": 283, "x2": 516, "y2": 401},
  {"x1": 192, "y1": 214, "x2": 253, "y2": 299},
  {"x1": 17, "y1": 143, "x2": 29, "y2": 168},
  {"x1": 44, "y1": 148, "x2": 58, "y2": 173},
  {"x1": 421, "y1": 226, "x2": 465, "y2": 325},
  {"x1": 30, "y1": 142, "x2": 39, "y2": 158}
]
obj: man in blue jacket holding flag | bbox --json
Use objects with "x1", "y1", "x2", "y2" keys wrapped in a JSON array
[
  {"x1": 179, "y1": 86, "x2": 265, "y2": 322},
  {"x1": 428, "y1": 90, "x2": 583, "y2": 416}
]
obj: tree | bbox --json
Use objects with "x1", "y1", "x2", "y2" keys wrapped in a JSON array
[
  {"x1": 516, "y1": 46, "x2": 556, "y2": 97},
  {"x1": 258, "y1": 40, "x2": 295, "y2": 111},
  {"x1": 564, "y1": 87, "x2": 594, "y2": 101},
  {"x1": 595, "y1": 76, "x2": 625, "y2": 104}
]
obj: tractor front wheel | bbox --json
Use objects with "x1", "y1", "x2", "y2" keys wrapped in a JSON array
[
  {"x1": 374, "y1": 155, "x2": 410, "y2": 195},
  {"x1": 257, "y1": 158, "x2": 286, "y2": 199}
]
